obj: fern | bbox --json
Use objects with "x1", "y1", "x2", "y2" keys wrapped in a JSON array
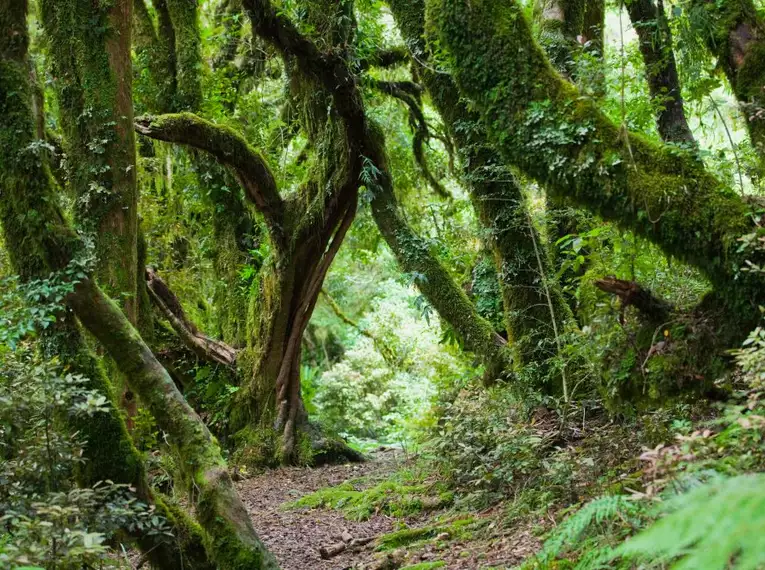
[
  {"x1": 615, "y1": 474, "x2": 765, "y2": 569},
  {"x1": 532, "y1": 495, "x2": 640, "y2": 565}
]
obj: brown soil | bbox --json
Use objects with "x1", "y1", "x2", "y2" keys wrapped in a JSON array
[
  {"x1": 237, "y1": 448, "x2": 403, "y2": 570},
  {"x1": 236, "y1": 448, "x2": 542, "y2": 570}
]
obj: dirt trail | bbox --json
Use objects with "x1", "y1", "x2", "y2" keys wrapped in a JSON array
[{"x1": 237, "y1": 448, "x2": 403, "y2": 569}]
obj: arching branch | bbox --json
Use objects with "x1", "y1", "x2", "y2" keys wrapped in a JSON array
[{"x1": 135, "y1": 113, "x2": 283, "y2": 224}]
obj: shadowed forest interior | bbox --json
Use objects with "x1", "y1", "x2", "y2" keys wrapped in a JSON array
[{"x1": 2, "y1": 0, "x2": 765, "y2": 568}]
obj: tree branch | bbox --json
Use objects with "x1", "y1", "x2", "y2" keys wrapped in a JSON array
[
  {"x1": 146, "y1": 268, "x2": 237, "y2": 367},
  {"x1": 135, "y1": 113, "x2": 283, "y2": 224},
  {"x1": 357, "y1": 46, "x2": 411, "y2": 71},
  {"x1": 595, "y1": 276, "x2": 673, "y2": 324},
  {"x1": 320, "y1": 289, "x2": 396, "y2": 365},
  {"x1": 370, "y1": 79, "x2": 451, "y2": 199}
]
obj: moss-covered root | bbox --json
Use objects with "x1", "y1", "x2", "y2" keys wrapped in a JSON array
[
  {"x1": 425, "y1": 0, "x2": 765, "y2": 326},
  {"x1": 368, "y1": 132, "x2": 514, "y2": 383},
  {"x1": 67, "y1": 279, "x2": 278, "y2": 569}
]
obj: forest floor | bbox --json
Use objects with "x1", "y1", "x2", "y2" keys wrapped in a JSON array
[{"x1": 237, "y1": 447, "x2": 541, "y2": 569}]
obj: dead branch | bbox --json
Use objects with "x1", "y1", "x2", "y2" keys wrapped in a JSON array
[
  {"x1": 595, "y1": 276, "x2": 673, "y2": 324},
  {"x1": 319, "y1": 536, "x2": 375, "y2": 559},
  {"x1": 146, "y1": 268, "x2": 238, "y2": 367}
]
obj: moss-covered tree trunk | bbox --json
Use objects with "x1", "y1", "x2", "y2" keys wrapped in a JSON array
[
  {"x1": 425, "y1": 0, "x2": 765, "y2": 328},
  {"x1": 0, "y1": 4, "x2": 241, "y2": 568},
  {"x1": 627, "y1": 0, "x2": 696, "y2": 146},
  {"x1": 689, "y1": 0, "x2": 765, "y2": 162},
  {"x1": 41, "y1": 0, "x2": 140, "y2": 321},
  {"x1": 388, "y1": 0, "x2": 571, "y2": 386}
]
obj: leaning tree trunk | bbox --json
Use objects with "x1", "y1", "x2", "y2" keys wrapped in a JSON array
[
  {"x1": 388, "y1": 0, "x2": 571, "y2": 388},
  {"x1": 426, "y1": 0, "x2": 765, "y2": 331}
]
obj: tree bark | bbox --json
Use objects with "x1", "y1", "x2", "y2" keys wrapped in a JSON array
[
  {"x1": 0, "y1": 8, "x2": 278, "y2": 566},
  {"x1": 426, "y1": 0, "x2": 765, "y2": 329},
  {"x1": 41, "y1": 0, "x2": 140, "y2": 322},
  {"x1": 626, "y1": 0, "x2": 696, "y2": 146},
  {"x1": 388, "y1": 0, "x2": 572, "y2": 384},
  {"x1": 689, "y1": 0, "x2": 765, "y2": 161}
]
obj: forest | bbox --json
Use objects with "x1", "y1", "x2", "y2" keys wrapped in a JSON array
[{"x1": 2, "y1": 0, "x2": 765, "y2": 567}]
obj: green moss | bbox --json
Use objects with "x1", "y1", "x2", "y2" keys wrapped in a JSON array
[
  {"x1": 40, "y1": 0, "x2": 139, "y2": 320},
  {"x1": 164, "y1": 0, "x2": 203, "y2": 111},
  {"x1": 401, "y1": 562, "x2": 446, "y2": 570},
  {"x1": 376, "y1": 517, "x2": 477, "y2": 551},
  {"x1": 425, "y1": 0, "x2": 763, "y2": 331},
  {"x1": 288, "y1": 479, "x2": 453, "y2": 521}
]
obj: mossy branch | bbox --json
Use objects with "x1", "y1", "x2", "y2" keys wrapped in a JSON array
[
  {"x1": 688, "y1": 0, "x2": 765, "y2": 160},
  {"x1": 357, "y1": 46, "x2": 411, "y2": 71},
  {"x1": 135, "y1": 113, "x2": 283, "y2": 224},
  {"x1": 370, "y1": 79, "x2": 451, "y2": 199},
  {"x1": 320, "y1": 289, "x2": 397, "y2": 365},
  {"x1": 387, "y1": 0, "x2": 572, "y2": 382},
  {"x1": 427, "y1": 0, "x2": 764, "y2": 323}
]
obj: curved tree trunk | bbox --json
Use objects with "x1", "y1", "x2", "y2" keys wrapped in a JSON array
[
  {"x1": 388, "y1": 0, "x2": 571, "y2": 387},
  {"x1": 426, "y1": 0, "x2": 765, "y2": 329}
]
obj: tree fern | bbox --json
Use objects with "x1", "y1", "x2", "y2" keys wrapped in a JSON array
[{"x1": 615, "y1": 474, "x2": 765, "y2": 569}]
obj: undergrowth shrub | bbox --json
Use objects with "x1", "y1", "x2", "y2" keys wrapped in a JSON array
[
  {"x1": 313, "y1": 282, "x2": 471, "y2": 440},
  {"x1": 0, "y1": 276, "x2": 169, "y2": 569}
]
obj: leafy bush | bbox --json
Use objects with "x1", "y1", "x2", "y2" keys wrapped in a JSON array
[
  {"x1": 427, "y1": 385, "x2": 558, "y2": 507},
  {"x1": 0, "y1": 277, "x2": 169, "y2": 569},
  {"x1": 313, "y1": 281, "x2": 472, "y2": 440}
]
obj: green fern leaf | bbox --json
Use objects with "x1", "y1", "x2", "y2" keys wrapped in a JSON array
[{"x1": 616, "y1": 474, "x2": 765, "y2": 569}]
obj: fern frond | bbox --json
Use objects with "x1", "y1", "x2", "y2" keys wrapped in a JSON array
[
  {"x1": 616, "y1": 474, "x2": 765, "y2": 569},
  {"x1": 536, "y1": 495, "x2": 639, "y2": 563}
]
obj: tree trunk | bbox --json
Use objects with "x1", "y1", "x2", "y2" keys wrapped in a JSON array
[
  {"x1": 689, "y1": 0, "x2": 765, "y2": 162},
  {"x1": 41, "y1": 0, "x2": 140, "y2": 321},
  {"x1": 626, "y1": 0, "x2": 696, "y2": 146},
  {"x1": 388, "y1": 0, "x2": 571, "y2": 386},
  {"x1": 426, "y1": 0, "x2": 765, "y2": 329},
  {"x1": 0, "y1": 8, "x2": 278, "y2": 566}
]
